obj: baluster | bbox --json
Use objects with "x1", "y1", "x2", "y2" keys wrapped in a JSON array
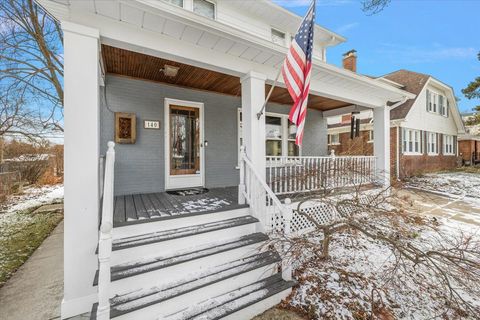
[
  {"x1": 239, "y1": 147, "x2": 246, "y2": 204},
  {"x1": 97, "y1": 142, "x2": 115, "y2": 320},
  {"x1": 282, "y1": 198, "x2": 293, "y2": 281}
]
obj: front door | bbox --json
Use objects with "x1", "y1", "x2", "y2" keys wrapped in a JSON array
[{"x1": 165, "y1": 98, "x2": 204, "y2": 190}]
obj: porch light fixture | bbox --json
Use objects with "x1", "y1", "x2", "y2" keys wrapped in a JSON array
[{"x1": 161, "y1": 64, "x2": 180, "y2": 77}]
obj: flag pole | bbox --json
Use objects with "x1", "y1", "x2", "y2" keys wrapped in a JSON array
[{"x1": 256, "y1": 67, "x2": 282, "y2": 120}]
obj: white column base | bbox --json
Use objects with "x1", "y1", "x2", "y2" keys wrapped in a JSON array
[{"x1": 61, "y1": 294, "x2": 98, "y2": 319}]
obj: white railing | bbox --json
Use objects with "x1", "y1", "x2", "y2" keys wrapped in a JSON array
[
  {"x1": 97, "y1": 142, "x2": 115, "y2": 320},
  {"x1": 266, "y1": 154, "x2": 376, "y2": 195},
  {"x1": 238, "y1": 147, "x2": 292, "y2": 280}
]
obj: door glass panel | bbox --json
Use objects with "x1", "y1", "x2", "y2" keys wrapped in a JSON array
[
  {"x1": 266, "y1": 140, "x2": 282, "y2": 156},
  {"x1": 170, "y1": 106, "x2": 200, "y2": 175}
]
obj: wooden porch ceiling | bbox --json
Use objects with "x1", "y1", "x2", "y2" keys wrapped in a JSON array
[{"x1": 102, "y1": 45, "x2": 350, "y2": 111}]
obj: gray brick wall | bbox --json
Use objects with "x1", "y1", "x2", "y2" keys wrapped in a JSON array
[{"x1": 101, "y1": 75, "x2": 326, "y2": 195}]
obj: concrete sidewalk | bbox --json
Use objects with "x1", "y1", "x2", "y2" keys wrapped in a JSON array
[{"x1": 0, "y1": 221, "x2": 64, "y2": 320}]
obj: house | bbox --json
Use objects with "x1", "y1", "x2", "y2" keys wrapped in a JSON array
[
  {"x1": 458, "y1": 135, "x2": 480, "y2": 165},
  {"x1": 461, "y1": 112, "x2": 480, "y2": 135},
  {"x1": 327, "y1": 66, "x2": 465, "y2": 179},
  {"x1": 36, "y1": 0, "x2": 414, "y2": 319}
]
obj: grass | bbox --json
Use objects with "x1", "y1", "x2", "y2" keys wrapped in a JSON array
[{"x1": 0, "y1": 206, "x2": 63, "y2": 287}]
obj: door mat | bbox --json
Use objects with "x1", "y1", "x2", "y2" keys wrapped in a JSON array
[{"x1": 166, "y1": 188, "x2": 209, "y2": 196}]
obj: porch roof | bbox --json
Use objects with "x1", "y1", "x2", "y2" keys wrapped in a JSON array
[
  {"x1": 41, "y1": 0, "x2": 415, "y2": 109},
  {"x1": 102, "y1": 45, "x2": 351, "y2": 111}
]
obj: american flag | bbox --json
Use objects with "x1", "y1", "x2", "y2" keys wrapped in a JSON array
[{"x1": 282, "y1": 0, "x2": 316, "y2": 146}]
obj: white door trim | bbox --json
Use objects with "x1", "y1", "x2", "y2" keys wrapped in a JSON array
[{"x1": 164, "y1": 98, "x2": 205, "y2": 190}]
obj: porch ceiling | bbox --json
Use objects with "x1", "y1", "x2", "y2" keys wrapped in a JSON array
[{"x1": 102, "y1": 45, "x2": 351, "y2": 111}]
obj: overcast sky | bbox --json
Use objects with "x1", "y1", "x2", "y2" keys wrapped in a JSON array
[{"x1": 275, "y1": 0, "x2": 480, "y2": 113}]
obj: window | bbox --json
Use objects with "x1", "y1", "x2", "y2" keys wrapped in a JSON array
[
  {"x1": 237, "y1": 110, "x2": 300, "y2": 162},
  {"x1": 427, "y1": 89, "x2": 448, "y2": 117},
  {"x1": 427, "y1": 132, "x2": 438, "y2": 155},
  {"x1": 402, "y1": 128, "x2": 422, "y2": 154},
  {"x1": 162, "y1": 0, "x2": 183, "y2": 7},
  {"x1": 193, "y1": 0, "x2": 215, "y2": 19},
  {"x1": 271, "y1": 29, "x2": 286, "y2": 46},
  {"x1": 328, "y1": 133, "x2": 340, "y2": 145},
  {"x1": 368, "y1": 130, "x2": 374, "y2": 143},
  {"x1": 443, "y1": 134, "x2": 456, "y2": 155},
  {"x1": 266, "y1": 116, "x2": 283, "y2": 156},
  {"x1": 287, "y1": 120, "x2": 299, "y2": 156}
]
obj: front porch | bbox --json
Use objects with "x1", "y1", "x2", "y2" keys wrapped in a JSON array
[
  {"x1": 112, "y1": 186, "x2": 241, "y2": 226},
  {"x1": 56, "y1": 2, "x2": 414, "y2": 316}
]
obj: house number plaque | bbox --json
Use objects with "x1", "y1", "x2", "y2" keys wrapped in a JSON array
[{"x1": 144, "y1": 120, "x2": 160, "y2": 129}]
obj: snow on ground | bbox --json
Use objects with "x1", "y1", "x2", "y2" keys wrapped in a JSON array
[
  {"x1": 287, "y1": 219, "x2": 480, "y2": 319},
  {"x1": 407, "y1": 172, "x2": 480, "y2": 199},
  {"x1": 286, "y1": 172, "x2": 480, "y2": 319},
  {"x1": 0, "y1": 184, "x2": 64, "y2": 229},
  {"x1": 1, "y1": 184, "x2": 64, "y2": 215}
]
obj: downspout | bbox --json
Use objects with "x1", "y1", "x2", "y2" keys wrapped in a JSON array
[
  {"x1": 389, "y1": 97, "x2": 409, "y2": 181},
  {"x1": 396, "y1": 126, "x2": 400, "y2": 180}
]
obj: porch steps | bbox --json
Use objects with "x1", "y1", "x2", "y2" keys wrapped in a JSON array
[
  {"x1": 93, "y1": 233, "x2": 269, "y2": 294},
  {"x1": 110, "y1": 215, "x2": 259, "y2": 265},
  {"x1": 92, "y1": 207, "x2": 293, "y2": 319},
  {"x1": 113, "y1": 206, "x2": 250, "y2": 239},
  {"x1": 164, "y1": 274, "x2": 294, "y2": 320}
]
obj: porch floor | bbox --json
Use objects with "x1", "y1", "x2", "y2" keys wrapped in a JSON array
[{"x1": 113, "y1": 186, "x2": 243, "y2": 226}]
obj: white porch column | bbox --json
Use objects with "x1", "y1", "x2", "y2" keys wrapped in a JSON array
[
  {"x1": 241, "y1": 71, "x2": 267, "y2": 178},
  {"x1": 62, "y1": 22, "x2": 100, "y2": 318},
  {"x1": 373, "y1": 105, "x2": 391, "y2": 187}
]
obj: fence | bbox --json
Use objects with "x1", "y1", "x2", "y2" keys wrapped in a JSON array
[{"x1": 0, "y1": 171, "x2": 22, "y2": 201}]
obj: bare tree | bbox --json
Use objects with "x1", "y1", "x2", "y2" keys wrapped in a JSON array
[
  {"x1": 361, "y1": 0, "x2": 391, "y2": 15},
  {"x1": 0, "y1": 0, "x2": 63, "y2": 132},
  {"x1": 268, "y1": 165, "x2": 480, "y2": 318}
]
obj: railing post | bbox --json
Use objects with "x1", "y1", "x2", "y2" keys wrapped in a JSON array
[
  {"x1": 97, "y1": 141, "x2": 115, "y2": 320},
  {"x1": 282, "y1": 198, "x2": 293, "y2": 281},
  {"x1": 238, "y1": 146, "x2": 246, "y2": 205}
]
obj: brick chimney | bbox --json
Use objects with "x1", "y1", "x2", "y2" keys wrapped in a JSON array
[{"x1": 342, "y1": 49, "x2": 357, "y2": 72}]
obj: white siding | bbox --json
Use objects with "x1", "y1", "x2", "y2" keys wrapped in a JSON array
[{"x1": 403, "y1": 84, "x2": 458, "y2": 135}]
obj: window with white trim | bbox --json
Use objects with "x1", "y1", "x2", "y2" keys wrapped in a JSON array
[
  {"x1": 193, "y1": 0, "x2": 215, "y2": 19},
  {"x1": 237, "y1": 110, "x2": 300, "y2": 161},
  {"x1": 328, "y1": 133, "x2": 340, "y2": 145},
  {"x1": 162, "y1": 0, "x2": 183, "y2": 7},
  {"x1": 427, "y1": 132, "x2": 438, "y2": 155},
  {"x1": 443, "y1": 134, "x2": 455, "y2": 155},
  {"x1": 427, "y1": 89, "x2": 448, "y2": 117},
  {"x1": 368, "y1": 130, "x2": 374, "y2": 143},
  {"x1": 271, "y1": 29, "x2": 286, "y2": 46},
  {"x1": 402, "y1": 128, "x2": 422, "y2": 154}
]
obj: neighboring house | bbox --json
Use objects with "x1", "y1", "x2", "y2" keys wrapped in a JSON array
[
  {"x1": 36, "y1": 1, "x2": 413, "y2": 319},
  {"x1": 458, "y1": 135, "x2": 480, "y2": 165},
  {"x1": 462, "y1": 112, "x2": 480, "y2": 135},
  {"x1": 328, "y1": 68, "x2": 466, "y2": 179}
]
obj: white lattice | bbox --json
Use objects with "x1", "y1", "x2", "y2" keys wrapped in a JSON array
[{"x1": 268, "y1": 193, "x2": 382, "y2": 234}]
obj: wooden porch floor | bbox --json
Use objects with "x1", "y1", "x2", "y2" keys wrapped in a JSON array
[{"x1": 113, "y1": 186, "x2": 242, "y2": 226}]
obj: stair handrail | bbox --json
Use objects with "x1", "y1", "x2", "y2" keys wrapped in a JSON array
[
  {"x1": 239, "y1": 147, "x2": 293, "y2": 281},
  {"x1": 239, "y1": 147, "x2": 291, "y2": 233},
  {"x1": 97, "y1": 141, "x2": 115, "y2": 320}
]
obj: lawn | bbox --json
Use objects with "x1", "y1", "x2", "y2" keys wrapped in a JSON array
[{"x1": 0, "y1": 185, "x2": 64, "y2": 287}]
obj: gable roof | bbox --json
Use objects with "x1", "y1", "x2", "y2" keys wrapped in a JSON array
[{"x1": 381, "y1": 70, "x2": 430, "y2": 120}]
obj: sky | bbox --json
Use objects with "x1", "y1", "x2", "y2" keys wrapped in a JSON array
[{"x1": 274, "y1": 0, "x2": 480, "y2": 113}]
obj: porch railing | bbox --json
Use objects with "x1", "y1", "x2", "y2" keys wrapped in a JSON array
[
  {"x1": 266, "y1": 155, "x2": 376, "y2": 195},
  {"x1": 97, "y1": 142, "x2": 115, "y2": 320}
]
